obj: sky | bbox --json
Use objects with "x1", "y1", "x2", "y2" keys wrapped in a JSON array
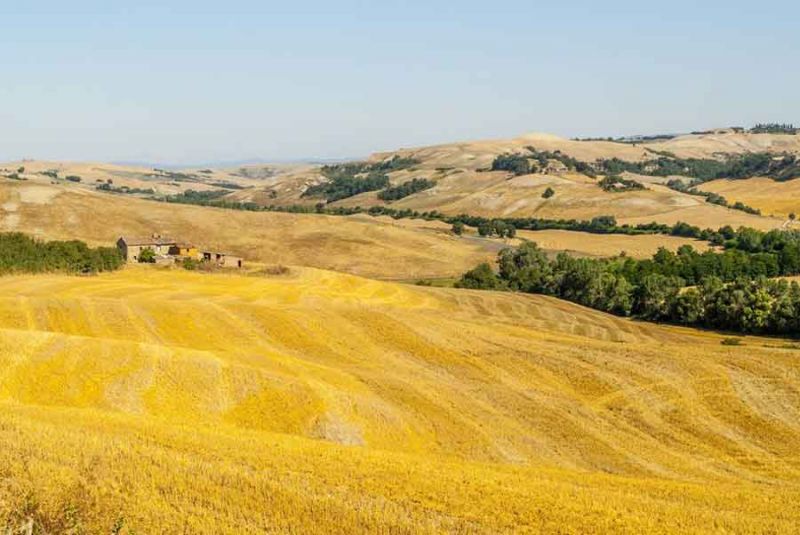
[{"x1": 1, "y1": 1, "x2": 798, "y2": 165}]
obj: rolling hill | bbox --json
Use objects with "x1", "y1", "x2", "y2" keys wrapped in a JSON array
[
  {"x1": 3, "y1": 129, "x2": 800, "y2": 533},
  {"x1": 5, "y1": 129, "x2": 798, "y2": 235},
  {"x1": 698, "y1": 177, "x2": 800, "y2": 219},
  {"x1": 0, "y1": 179, "x2": 721, "y2": 279},
  {"x1": 1, "y1": 267, "x2": 799, "y2": 532},
  {"x1": 0, "y1": 180, "x2": 502, "y2": 280},
  {"x1": 230, "y1": 130, "x2": 797, "y2": 230}
]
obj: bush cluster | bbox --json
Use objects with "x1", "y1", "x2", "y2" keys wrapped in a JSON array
[
  {"x1": 598, "y1": 175, "x2": 645, "y2": 192},
  {"x1": 749, "y1": 123, "x2": 797, "y2": 135},
  {"x1": 665, "y1": 179, "x2": 761, "y2": 215},
  {"x1": 377, "y1": 178, "x2": 435, "y2": 201},
  {"x1": 0, "y1": 233, "x2": 123, "y2": 275},
  {"x1": 302, "y1": 156, "x2": 420, "y2": 202},
  {"x1": 457, "y1": 235, "x2": 800, "y2": 335},
  {"x1": 97, "y1": 183, "x2": 156, "y2": 195}
]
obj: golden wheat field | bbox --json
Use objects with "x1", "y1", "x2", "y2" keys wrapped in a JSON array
[
  {"x1": 1, "y1": 266, "x2": 800, "y2": 533},
  {"x1": 516, "y1": 229, "x2": 711, "y2": 258},
  {"x1": 698, "y1": 177, "x2": 800, "y2": 219}
]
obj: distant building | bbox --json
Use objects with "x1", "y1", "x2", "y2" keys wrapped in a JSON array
[
  {"x1": 169, "y1": 243, "x2": 200, "y2": 259},
  {"x1": 117, "y1": 234, "x2": 177, "y2": 263},
  {"x1": 117, "y1": 234, "x2": 243, "y2": 268},
  {"x1": 202, "y1": 251, "x2": 243, "y2": 268}
]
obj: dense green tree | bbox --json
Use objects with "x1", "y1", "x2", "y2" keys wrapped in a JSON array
[
  {"x1": 456, "y1": 238, "x2": 800, "y2": 335},
  {"x1": 0, "y1": 233, "x2": 123, "y2": 274},
  {"x1": 491, "y1": 154, "x2": 531, "y2": 176},
  {"x1": 138, "y1": 247, "x2": 156, "y2": 263},
  {"x1": 456, "y1": 263, "x2": 500, "y2": 290},
  {"x1": 378, "y1": 178, "x2": 435, "y2": 201}
]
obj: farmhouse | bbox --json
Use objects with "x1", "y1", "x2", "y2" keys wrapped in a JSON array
[
  {"x1": 169, "y1": 243, "x2": 200, "y2": 258},
  {"x1": 116, "y1": 234, "x2": 242, "y2": 268},
  {"x1": 117, "y1": 234, "x2": 176, "y2": 263}
]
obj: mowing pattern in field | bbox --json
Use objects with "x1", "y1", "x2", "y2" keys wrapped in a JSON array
[{"x1": 0, "y1": 267, "x2": 799, "y2": 533}]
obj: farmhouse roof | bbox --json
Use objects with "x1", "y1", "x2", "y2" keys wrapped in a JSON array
[{"x1": 119, "y1": 235, "x2": 177, "y2": 246}]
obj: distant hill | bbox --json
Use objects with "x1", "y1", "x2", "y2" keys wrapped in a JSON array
[
  {"x1": 230, "y1": 130, "x2": 799, "y2": 229},
  {"x1": 3, "y1": 128, "x2": 798, "y2": 240}
]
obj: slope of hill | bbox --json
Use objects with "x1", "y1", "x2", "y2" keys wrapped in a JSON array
[
  {"x1": 233, "y1": 131, "x2": 795, "y2": 230},
  {"x1": 697, "y1": 177, "x2": 800, "y2": 219},
  {"x1": 0, "y1": 159, "x2": 312, "y2": 200},
  {"x1": 0, "y1": 180, "x2": 502, "y2": 279},
  {"x1": 5, "y1": 130, "x2": 796, "y2": 232},
  {"x1": 1, "y1": 267, "x2": 799, "y2": 533},
  {"x1": 353, "y1": 215, "x2": 712, "y2": 259}
]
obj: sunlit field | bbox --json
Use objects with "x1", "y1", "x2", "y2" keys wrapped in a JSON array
[{"x1": 1, "y1": 266, "x2": 799, "y2": 533}]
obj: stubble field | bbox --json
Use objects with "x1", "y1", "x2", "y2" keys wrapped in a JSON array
[{"x1": 1, "y1": 267, "x2": 799, "y2": 533}]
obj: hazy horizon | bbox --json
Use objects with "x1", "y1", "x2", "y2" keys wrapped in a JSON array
[{"x1": 2, "y1": 0, "x2": 798, "y2": 165}]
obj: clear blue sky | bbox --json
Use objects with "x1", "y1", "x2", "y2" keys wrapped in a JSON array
[{"x1": 1, "y1": 1, "x2": 798, "y2": 164}]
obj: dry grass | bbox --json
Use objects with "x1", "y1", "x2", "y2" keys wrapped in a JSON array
[
  {"x1": 240, "y1": 132, "x2": 788, "y2": 230},
  {"x1": 698, "y1": 177, "x2": 800, "y2": 219},
  {"x1": 517, "y1": 229, "x2": 710, "y2": 258},
  {"x1": 0, "y1": 181, "x2": 500, "y2": 280},
  {"x1": 1, "y1": 267, "x2": 799, "y2": 532}
]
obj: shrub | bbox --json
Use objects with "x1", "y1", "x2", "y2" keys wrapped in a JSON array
[
  {"x1": 378, "y1": 178, "x2": 435, "y2": 201},
  {"x1": 0, "y1": 232, "x2": 123, "y2": 274},
  {"x1": 542, "y1": 187, "x2": 555, "y2": 199},
  {"x1": 181, "y1": 257, "x2": 199, "y2": 270},
  {"x1": 303, "y1": 173, "x2": 390, "y2": 202},
  {"x1": 490, "y1": 154, "x2": 531, "y2": 176},
  {"x1": 455, "y1": 263, "x2": 500, "y2": 290},
  {"x1": 455, "y1": 237, "x2": 800, "y2": 336},
  {"x1": 138, "y1": 247, "x2": 156, "y2": 263},
  {"x1": 451, "y1": 221, "x2": 464, "y2": 236},
  {"x1": 263, "y1": 264, "x2": 290, "y2": 276},
  {"x1": 598, "y1": 175, "x2": 645, "y2": 192}
]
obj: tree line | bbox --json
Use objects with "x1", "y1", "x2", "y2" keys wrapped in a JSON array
[
  {"x1": 302, "y1": 156, "x2": 421, "y2": 202},
  {"x1": 157, "y1": 188, "x2": 775, "y2": 249},
  {"x1": 457, "y1": 236, "x2": 800, "y2": 335},
  {"x1": 0, "y1": 233, "x2": 123, "y2": 275},
  {"x1": 665, "y1": 179, "x2": 761, "y2": 215},
  {"x1": 598, "y1": 175, "x2": 645, "y2": 192},
  {"x1": 489, "y1": 147, "x2": 800, "y2": 183},
  {"x1": 597, "y1": 152, "x2": 800, "y2": 182},
  {"x1": 749, "y1": 123, "x2": 797, "y2": 135},
  {"x1": 377, "y1": 178, "x2": 435, "y2": 201}
]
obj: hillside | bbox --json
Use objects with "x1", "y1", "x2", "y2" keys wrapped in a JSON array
[
  {"x1": 1, "y1": 267, "x2": 799, "y2": 532},
  {"x1": 0, "y1": 180, "x2": 501, "y2": 280},
  {"x1": 232, "y1": 131, "x2": 796, "y2": 230},
  {"x1": 4, "y1": 131, "x2": 796, "y2": 232},
  {"x1": 698, "y1": 177, "x2": 800, "y2": 219}
]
